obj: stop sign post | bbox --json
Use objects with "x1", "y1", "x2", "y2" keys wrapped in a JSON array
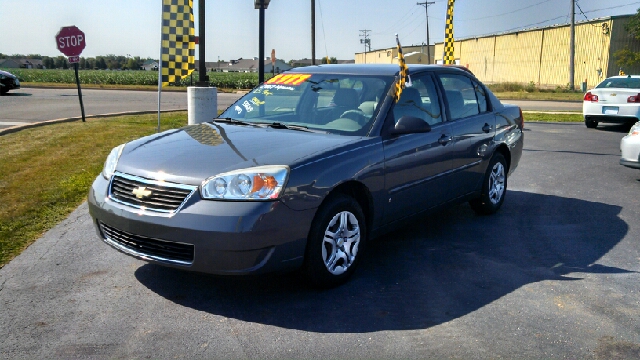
[{"x1": 55, "y1": 26, "x2": 86, "y2": 122}]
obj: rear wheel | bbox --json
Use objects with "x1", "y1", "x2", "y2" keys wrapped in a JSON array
[
  {"x1": 585, "y1": 117, "x2": 598, "y2": 129},
  {"x1": 302, "y1": 194, "x2": 366, "y2": 288},
  {"x1": 470, "y1": 153, "x2": 507, "y2": 215}
]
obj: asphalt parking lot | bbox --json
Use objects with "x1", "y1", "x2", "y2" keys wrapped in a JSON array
[{"x1": 1, "y1": 121, "x2": 639, "y2": 359}]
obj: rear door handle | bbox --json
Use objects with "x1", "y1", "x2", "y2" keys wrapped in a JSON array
[
  {"x1": 482, "y1": 123, "x2": 492, "y2": 133},
  {"x1": 438, "y1": 134, "x2": 452, "y2": 145}
]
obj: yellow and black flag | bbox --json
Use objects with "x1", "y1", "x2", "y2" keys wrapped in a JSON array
[
  {"x1": 160, "y1": 0, "x2": 195, "y2": 87},
  {"x1": 443, "y1": 0, "x2": 456, "y2": 65},
  {"x1": 395, "y1": 34, "x2": 408, "y2": 102}
]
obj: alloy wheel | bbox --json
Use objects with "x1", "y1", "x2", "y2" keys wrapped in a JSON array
[
  {"x1": 322, "y1": 211, "x2": 360, "y2": 275},
  {"x1": 488, "y1": 162, "x2": 505, "y2": 205}
]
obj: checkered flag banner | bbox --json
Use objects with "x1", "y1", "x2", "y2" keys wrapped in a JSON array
[
  {"x1": 161, "y1": 0, "x2": 195, "y2": 87},
  {"x1": 443, "y1": 0, "x2": 456, "y2": 65},
  {"x1": 395, "y1": 34, "x2": 408, "y2": 103}
]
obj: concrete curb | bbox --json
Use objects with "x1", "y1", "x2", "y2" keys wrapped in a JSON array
[{"x1": 0, "y1": 109, "x2": 186, "y2": 136}]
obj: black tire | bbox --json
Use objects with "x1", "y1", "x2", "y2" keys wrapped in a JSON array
[
  {"x1": 585, "y1": 117, "x2": 598, "y2": 129},
  {"x1": 470, "y1": 153, "x2": 508, "y2": 215},
  {"x1": 302, "y1": 194, "x2": 366, "y2": 288}
]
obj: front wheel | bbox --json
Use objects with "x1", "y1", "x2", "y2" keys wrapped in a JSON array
[
  {"x1": 302, "y1": 194, "x2": 366, "y2": 288},
  {"x1": 470, "y1": 153, "x2": 507, "y2": 215}
]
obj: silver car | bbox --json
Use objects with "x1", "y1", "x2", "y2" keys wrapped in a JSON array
[{"x1": 621, "y1": 121, "x2": 640, "y2": 169}]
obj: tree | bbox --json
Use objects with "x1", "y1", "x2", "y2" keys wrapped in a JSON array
[
  {"x1": 321, "y1": 56, "x2": 329, "y2": 64},
  {"x1": 626, "y1": 8, "x2": 640, "y2": 40},
  {"x1": 329, "y1": 57, "x2": 338, "y2": 64},
  {"x1": 615, "y1": 8, "x2": 640, "y2": 68}
]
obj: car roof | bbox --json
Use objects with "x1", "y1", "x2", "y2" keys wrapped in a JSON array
[
  {"x1": 606, "y1": 75, "x2": 640, "y2": 79},
  {"x1": 286, "y1": 64, "x2": 472, "y2": 77}
]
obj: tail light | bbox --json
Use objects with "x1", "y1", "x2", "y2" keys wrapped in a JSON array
[
  {"x1": 584, "y1": 92, "x2": 598, "y2": 102},
  {"x1": 628, "y1": 93, "x2": 640, "y2": 103}
]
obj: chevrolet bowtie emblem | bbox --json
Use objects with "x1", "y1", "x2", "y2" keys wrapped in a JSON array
[{"x1": 132, "y1": 186, "x2": 152, "y2": 199}]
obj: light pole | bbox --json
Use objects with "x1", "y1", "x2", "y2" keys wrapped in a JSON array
[
  {"x1": 417, "y1": 2, "x2": 434, "y2": 64},
  {"x1": 255, "y1": 0, "x2": 271, "y2": 84},
  {"x1": 197, "y1": 0, "x2": 208, "y2": 86}
]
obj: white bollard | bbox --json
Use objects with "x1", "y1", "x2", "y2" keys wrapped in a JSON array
[{"x1": 187, "y1": 86, "x2": 218, "y2": 125}]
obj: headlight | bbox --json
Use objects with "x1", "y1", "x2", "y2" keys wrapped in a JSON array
[
  {"x1": 201, "y1": 165, "x2": 289, "y2": 200},
  {"x1": 102, "y1": 144, "x2": 125, "y2": 180}
]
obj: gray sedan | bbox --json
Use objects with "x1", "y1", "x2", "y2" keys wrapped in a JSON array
[{"x1": 88, "y1": 64, "x2": 524, "y2": 287}]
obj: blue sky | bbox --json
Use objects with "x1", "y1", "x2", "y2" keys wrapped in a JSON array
[{"x1": 1, "y1": 0, "x2": 638, "y2": 61}]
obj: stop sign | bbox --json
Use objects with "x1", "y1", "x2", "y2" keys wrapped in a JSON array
[{"x1": 55, "y1": 26, "x2": 86, "y2": 57}]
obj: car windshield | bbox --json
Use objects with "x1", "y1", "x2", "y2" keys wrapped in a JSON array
[
  {"x1": 596, "y1": 77, "x2": 640, "y2": 89},
  {"x1": 220, "y1": 73, "x2": 395, "y2": 135}
]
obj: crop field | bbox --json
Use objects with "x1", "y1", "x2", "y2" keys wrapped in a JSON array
[{"x1": 2, "y1": 68, "x2": 269, "y2": 89}]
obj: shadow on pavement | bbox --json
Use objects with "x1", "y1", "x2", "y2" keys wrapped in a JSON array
[
  {"x1": 596, "y1": 123, "x2": 634, "y2": 133},
  {"x1": 3, "y1": 92, "x2": 32, "y2": 96},
  {"x1": 135, "y1": 191, "x2": 631, "y2": 333}
]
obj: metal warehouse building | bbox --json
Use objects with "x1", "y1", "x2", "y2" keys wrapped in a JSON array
[{"x1": 357, "y1": 14, "x2": 640, "y2": 88}]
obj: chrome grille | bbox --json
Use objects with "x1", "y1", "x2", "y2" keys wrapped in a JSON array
[
  {"x1": 109, "y1": 172, "x2": 196, "y2": 213},
  {"x1": 99, "y1": 221, "x2": 194, "y2": 265}
]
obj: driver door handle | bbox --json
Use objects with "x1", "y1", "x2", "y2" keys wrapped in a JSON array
[
  {"x1": 482, "y1": 123, "x2": 492, "y2": 133},
  {"x1": 438, "y1": 133, "x2": 452, "y2": 146}
]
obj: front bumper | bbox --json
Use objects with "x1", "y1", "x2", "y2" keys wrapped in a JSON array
[
  {"x1": 620, "y1": 131, "x2": 640, "y2": 170},
  {"x1": 88, "y1": 175, "x2": 316, "y2": 275}
]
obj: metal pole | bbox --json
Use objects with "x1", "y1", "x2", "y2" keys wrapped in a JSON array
[
  {"x1": 259, "y1": 0, "x2": 265, "y2": 84},
  {"x1": 74, "y1": 62, "x2": 86, "y2": 122},
  {"x1": 311, "y1": 0, "x2": 316, "y2": 65},
  {"x1": 569, "y1": 0, "x2": 575, "y2": 91},
  {"x1": 197, "y1": 0, "x2": 208, "y2": 86},
  {"x1": 418, "y1": 2, "x2": 435, "y2": 64}
]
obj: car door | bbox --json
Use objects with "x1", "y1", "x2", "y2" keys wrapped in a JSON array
[
  {"x1": 438, "y1": 73, "x2": 496, "y2": 197},
  {"x1": 382, "y1": 72, "x2": 454, "y2": 224}
]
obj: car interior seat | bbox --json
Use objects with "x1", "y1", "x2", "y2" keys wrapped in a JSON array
[
  {"x1": 393, "y1": 87, "x2": 426, "y2": 122},
  {"x1": 324, "y1": 88, "x2": 360, "y2": 122},
  {"x1": 445, "y1": 90, "x2": 465, "y2": 120}
]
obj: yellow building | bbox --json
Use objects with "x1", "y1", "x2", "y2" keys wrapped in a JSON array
[
  {"x1": 355, "y1": 15, "x2": 640, "y2": 88},
  {"x1": 430, "y1": 15, "x2": 640, "y2": 88},
  {"x1": 355, "y1": 45, "x2": 435, "y2": 65}
]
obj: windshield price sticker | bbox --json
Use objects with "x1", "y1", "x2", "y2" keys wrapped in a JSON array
[{"x1": 266, "y1": 74, "x2": 311, "y2": 86}]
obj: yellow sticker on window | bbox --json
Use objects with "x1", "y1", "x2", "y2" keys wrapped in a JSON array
[{"x1": 266, "y1": 74, "x2": 311, "y2": 86}]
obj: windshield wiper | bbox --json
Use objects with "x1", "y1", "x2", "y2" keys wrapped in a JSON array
[
  {"x1": 265, "y1": 122, "x2": 325, "y2": 133},
  {"x1": 213, "y1": 118, "x2": 256, "y2": 126}
]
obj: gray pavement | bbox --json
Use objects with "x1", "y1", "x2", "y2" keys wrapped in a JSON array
[
  {"x1": 0, "y1": 87, "x2": 242, "y2": 129},
  {"x1": 1, "y1": 122, "x2": 639, "y2": 359}
]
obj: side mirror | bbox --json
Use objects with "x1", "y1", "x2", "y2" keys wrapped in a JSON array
[{"x1": 389, "y1": 115, "x2": 432, "y2": 135}]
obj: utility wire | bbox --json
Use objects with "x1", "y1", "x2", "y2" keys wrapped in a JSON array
[
  {"x1": 373, "y1": 7, "x2": 419, "y2": 35},
  {"x1": 582, "y1": 1, "x2": 640, "y2": 15},
  {"x1": 317, "y1": 0, "x2": 329, "y2": 58},
  {"x1": 460, "y1": 0, "x2": 554, "y2": 21}
]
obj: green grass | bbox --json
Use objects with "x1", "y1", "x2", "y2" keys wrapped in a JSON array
[
  {"x1": 523, "y1": 112, "x2": 584, "y2": 122},
  {"x1": 0, "y1": 112, "x2": 187, "y2": 268},
  {"x1": 4, "y1": 68, "x2": 268, "y2": 89}
]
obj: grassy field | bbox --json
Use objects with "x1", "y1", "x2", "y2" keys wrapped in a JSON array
[
  {"x1": 4, "y1": 68, "x2": 266, "y2": 89},
  {"x1": 523, "y1": 112, "x2": 583, "y2": 122},
  {"x1": 5, "y1": 68, "x2": 586, "y2": 101},
  {"x1": 0, "y1": 112, "x2": 188, "y2": 268}
]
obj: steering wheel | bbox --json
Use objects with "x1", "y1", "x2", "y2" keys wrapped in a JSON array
[{"x1": 340, "y1": 109, "x2": 368, "y2": 125}]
